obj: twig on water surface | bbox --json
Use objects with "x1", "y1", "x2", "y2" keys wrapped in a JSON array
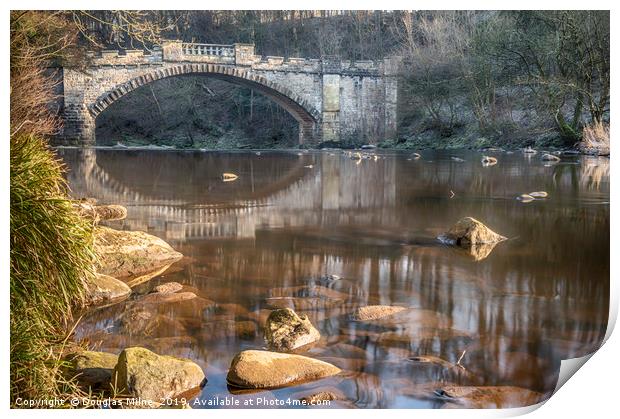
[{"x1": 456, "y1": 349, "x2": 467, "y2": 370}]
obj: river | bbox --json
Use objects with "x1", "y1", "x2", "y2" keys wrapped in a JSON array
[{"x1": 59, "y1": 148, "x2": 609, "y2": 408}]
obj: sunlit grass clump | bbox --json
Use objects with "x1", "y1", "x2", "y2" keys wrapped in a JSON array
[
  {"x1": 10, "y1": 135, "x2": 95, "y2": 405},
  {"x1": 581, "y1": 120, "x2": 610, "y2": 156}
]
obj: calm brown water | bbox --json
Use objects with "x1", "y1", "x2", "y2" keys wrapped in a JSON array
[{"x1": 60, "y1": 148, "x2": 609, "y2": 408}]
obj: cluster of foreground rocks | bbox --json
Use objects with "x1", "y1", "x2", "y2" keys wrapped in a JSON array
[{"x1": 71, "y1": 206, "x2": 542, "y2": 408}]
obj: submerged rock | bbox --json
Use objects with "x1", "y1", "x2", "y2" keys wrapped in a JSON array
[
  {"x1": 94, "y1": 226, "x2": 182, "y2": 280},
  {"x1": 351, "y1": 305, "x2": 407, "y2": 321},
  {"x1": 227, "y1": 350, "x2": 341, "y2": 389},
  {"x1": 138, "y1": 291, "x2": 197, "y2": 304},
  {"x1": 69, "y1": 350, "x2": 118, "y2": 392},
  {"x1": 113, "y1": 347, "x2": 205, "y2": 403},
  {"x1": 299, "y1": 389, "x2": 347, "y2": 405},
  {"x1": 435, "y1": 385, "x2": 543, "y2": 408},
  {"x1": 440, "y1": 217, "x2": 506, "y2": 245},
  {"x1": 152, "y1": 282, "x2": 184, "y2": 294},
  {"x1": 265, "y1": 308, "x2": 320, "y2": 352},
  {"x1": 85, "y1": 273, "x2": 132, "y2": 306}
]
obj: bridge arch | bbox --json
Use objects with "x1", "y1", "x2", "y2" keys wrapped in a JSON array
[{"x1": 89, "y1": 64, "x2": 321, "y2": 143}]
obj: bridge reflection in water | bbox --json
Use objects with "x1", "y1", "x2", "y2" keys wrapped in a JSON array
[
  {"x1": 62, "y1": 149, "x2": 397, "y2": 242},
  {"x1": 60, "y1": 149, "x2": 609, "y2": 408}
]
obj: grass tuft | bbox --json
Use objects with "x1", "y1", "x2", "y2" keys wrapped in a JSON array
[
  {"x1": 581, "y1": 120, "x2": 610, "y2": 156},
  {"x1": 10, "y1": 134, "x2": 95, "y2": 405}
]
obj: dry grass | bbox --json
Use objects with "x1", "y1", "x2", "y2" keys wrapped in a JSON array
[{"x1": 581, "y1": 121, "x2": 610, "y2": 156}]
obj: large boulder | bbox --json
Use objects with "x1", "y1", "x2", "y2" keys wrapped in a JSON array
[
  {"x1": 440, "y1": 217, "x2": 506, "y2": 245},
  {"x1": 265, "y1": 308, "x2": 320, "y2": 351},
  {"x1": 112, "y1": 347, "x2": 205, "y2": 403},
  {"x1": 69, "y1": 351, "x2": 118, "y2": 392},
  {"x1": 94, "y1": 226, "x2": 183, "y2": 280},
  {"x1": 227, "y1": 350, "x2": 341, "y2": 389},
  {"x1": 85, "y1": 273, "x2": 132, "y2": 306},
  {"x1": 351, "y1": 305, "x2": 407, "y2": 321}
]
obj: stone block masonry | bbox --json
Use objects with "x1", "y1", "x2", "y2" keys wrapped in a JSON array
[{"x1": 56, "y1": 40, "x2": 400, "y2": 146}]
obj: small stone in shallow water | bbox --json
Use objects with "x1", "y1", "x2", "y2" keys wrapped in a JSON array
[
  {"x1": 517, "y1": 194, "x2": 535, "y2": 203},
  {"x1": 441, "y1": 217, "x2": 507, "y2": 245},
  {"x1": 351, "y1": 305, "x2": 407, "y2": 321},
  {"x1": 264, "y1": 308, "x2": 320, "y2": 351},
  {"x1": 481, "y1": 156, "x2": 497, "y2": 166},
  {"x1": 222, "y1": 172, "x2": 239, "y2": 182},
  {"x1": 541, "y1": 153, "x2": 561, "y2": 162},
  {"x1": 529, "y1": 191, "x2": 548, "y2": 198},
  {"x1": 226, "y1": 350, "x2": 341, "y2": 389}
]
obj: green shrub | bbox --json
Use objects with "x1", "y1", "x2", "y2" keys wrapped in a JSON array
[{"x1": 10, "y1": 135, "x2": 95, "y2": 405}]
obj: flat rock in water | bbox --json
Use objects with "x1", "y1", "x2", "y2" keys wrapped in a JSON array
[
  {"x1": 227, "y1": 350, "x2": 341, "y2": 389},
  {"x1": 517, "y1": 194, "x2": 535, "y2": 203},
  {"x1": 153, "y1": 282, "x2": 184, "y2": 294},
  {"x1": 85, "y1": 273, "x2": 132, "y2": 306},
  {"x1": 94, "y1": 226, "x2": 183, "y2": 279},
  {"x1": 113, "y1": 347, "x2": 205, "y2": 403},
  {"x1": 529, "y1": 191, "x2": 548, "y2": 198},
  {"x1": 265, "y1": 308, "x2": 321, "y2": 351},
  {"x1": 138, "y1": 291, "x2": 197, "y2": 305},
  {"x1": 436, "y1": 385, "x2": 543, "y2": 408},
  {"x1": 440, "y1": 217, "x2": 506, "y2": 245},
  {"x1": 70, "y1": 350, "x2": 118, "y2": 392},
  {"x1": 351, "y1": 305, "x2": 407, "y2": 321},
  {"x1": 541, "y1": 153, "x2": 561, "y2": 162}
]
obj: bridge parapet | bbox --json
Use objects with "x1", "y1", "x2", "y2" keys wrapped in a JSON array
[
  {"x1": 88, "y1": 47, "x2": 163, "y2": 66},
  {"x1": 86, "y1": 40, "x2": 387, "y2": 76}
]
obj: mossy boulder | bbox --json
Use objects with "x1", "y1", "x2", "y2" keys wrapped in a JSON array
[
  {"x1": 69, "y1": 351, "x2": 118, "y2": 393},
  {"x1": 112, "y1": 347, "x2": 205, "y2": 403},
  {"x1": 227, "y1": 350, "x2": 341, "y2": 389},
  {"x1": 94, "y1": 226, "x2": 182, "y2": 280},
  {"x1": 265, "y1": 308, "x2": 320, "y2": 351}
]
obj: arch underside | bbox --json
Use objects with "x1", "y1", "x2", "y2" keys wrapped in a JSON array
[{"x1": 89, "y1": 64, "x2": 320, "y2": 139}]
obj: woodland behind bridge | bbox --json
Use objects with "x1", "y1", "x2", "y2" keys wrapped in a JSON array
[{"x1": 80, "y1": 10, "x2": 610, "y2": 150}]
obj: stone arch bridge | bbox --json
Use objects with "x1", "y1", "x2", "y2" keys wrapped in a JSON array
[{"x1": 57, "y1": 41, "x2": 400, "y2": 146}]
